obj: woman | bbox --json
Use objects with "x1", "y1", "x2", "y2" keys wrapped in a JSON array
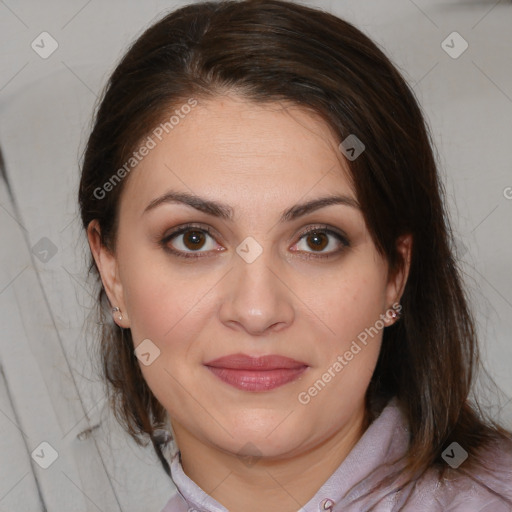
[{"x1": 78, "y1": 1, "x2": 512, "y2": 510}]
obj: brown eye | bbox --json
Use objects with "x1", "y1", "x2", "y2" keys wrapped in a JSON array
[
  {"x1": 306, "y1": 231, "x2": 328, "y2": 251},
  {"x1": 162, "y1": 225, "x2": 220, "y2": 257},
  {"x1": 292, "y1": 227, "x2": 349, "y2": 258},
  {"x1": 183, "y1": 230, "x2": 207, "y2": 250}
]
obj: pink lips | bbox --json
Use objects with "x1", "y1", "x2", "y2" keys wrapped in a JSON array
[{"x1": 204, "y1": 353, "x2": 308, "y2": 392}]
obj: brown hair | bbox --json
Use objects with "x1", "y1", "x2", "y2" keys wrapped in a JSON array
[{"x1": 78, "y1": 0, "x2": 512, "y2": 503}]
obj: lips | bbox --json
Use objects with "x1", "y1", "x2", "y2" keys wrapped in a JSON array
[
  {"x1": 204, "y1": 353, "x2": 308, "y2": 392},
  {"x1": 205, "y1": 354, "x2": 307, "y2": 370}
]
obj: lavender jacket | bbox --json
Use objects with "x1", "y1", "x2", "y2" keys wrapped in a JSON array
[{"x1": 160, "y1": 397, "x2": 512, "y2": 511}]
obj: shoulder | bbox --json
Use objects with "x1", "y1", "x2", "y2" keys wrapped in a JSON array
[{"x1": 411, "y1": 438, "x2": 512, "y2": 511}]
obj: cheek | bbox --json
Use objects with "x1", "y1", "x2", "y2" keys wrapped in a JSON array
[
  {"x1": 119, "y1": 245, "x2": 209, "y2": 341},
  {"x1": 123, "y1": 274, "x2": 174, "y2": 341},
  {"x1": 295, "y1": 253, "x2": 387, "y2": 416},
  {"x1": 121, "y1": 266, "x2": 210, "y2": 416},
  {"x1": 301, "y1": 257, "x2": 387, "y2": 344}
]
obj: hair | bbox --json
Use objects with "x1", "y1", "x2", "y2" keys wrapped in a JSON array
[{"x1": 78, "y1": 0, "x2": 512, "y2": 504}]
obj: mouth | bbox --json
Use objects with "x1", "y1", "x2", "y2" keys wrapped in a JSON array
[{"x1": 204, "y1": 353, "x2": 309, "y2": 392}]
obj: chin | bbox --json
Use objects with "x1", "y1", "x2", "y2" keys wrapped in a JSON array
[{"x1": 219, "y1": 421, "x2": 308, "y2": 459}]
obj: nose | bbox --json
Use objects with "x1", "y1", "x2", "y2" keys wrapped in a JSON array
[{"x1": 218, "y1": 247, "x2": 295, "y2": 336}]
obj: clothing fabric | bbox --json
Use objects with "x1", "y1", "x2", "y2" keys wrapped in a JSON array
[{"x1": 160, "y1": 397, "x2": 512, "y2": 511}]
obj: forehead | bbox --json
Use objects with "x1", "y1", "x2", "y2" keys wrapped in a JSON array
[{"x1": 119, "y1": 95, "x2": 355, "y2": 216}]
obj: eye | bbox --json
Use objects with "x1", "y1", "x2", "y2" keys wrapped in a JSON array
[
  {"x1": 291, "y1": 226, "x2": 349, "y2": 258},
  {"x1": 160, "y1": 224, "x2": 223, "y2": 259},
  {"x1": 159, "y1": 223, "x2": 349, "y2": 260}
]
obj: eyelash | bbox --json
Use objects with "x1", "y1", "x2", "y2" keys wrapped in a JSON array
[{"x1": 159, "y1": 223, "x2": 350, "y2": 260}]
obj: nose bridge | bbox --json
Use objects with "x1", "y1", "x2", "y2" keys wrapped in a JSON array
[
  {"x1": 237, "y1": 245, "x2": 274, "y2": 293},
  {"x1": 218, "y1": 236, "x2": 294, "y2": 333}
]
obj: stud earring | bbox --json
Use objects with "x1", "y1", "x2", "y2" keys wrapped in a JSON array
[
  {"x1": 112, "y1": 306, "x2": 123, "y2": 321},
  {"x1": 388, "y1": 305, "x2": 403, "y2": 323}
]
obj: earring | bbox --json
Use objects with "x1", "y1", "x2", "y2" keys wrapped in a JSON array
[
  {"x1": 388, "y1": 305, "x2": 402, "y2": 323},
  {"x1": 112, "y1": 306, "x2": 123, "y2": 321}
]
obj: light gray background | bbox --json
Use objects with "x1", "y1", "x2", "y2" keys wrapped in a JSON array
[{"x1": 1, "y1": 0, "x2": 511, "y2": 510}]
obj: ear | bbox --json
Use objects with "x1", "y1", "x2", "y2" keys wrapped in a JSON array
[
  {"x1": 87, "y1": 219, "x2": 130, "y2": 328},
  {"x1": 384, "y1": 233, "x2": 413, "y2": 318}
]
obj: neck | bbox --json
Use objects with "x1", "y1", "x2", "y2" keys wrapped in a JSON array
[{"x1": 172, "y1": 406, "x2": 368, "y2": 512}]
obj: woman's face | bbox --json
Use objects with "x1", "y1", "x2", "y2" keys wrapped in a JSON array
[{"x1": 89, "y1": 95, "x2": 410, "y2": 461}]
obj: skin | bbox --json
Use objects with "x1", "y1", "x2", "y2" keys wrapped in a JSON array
[{"x1": 88, "y1": 94, "x2": 412, "y2": 512}]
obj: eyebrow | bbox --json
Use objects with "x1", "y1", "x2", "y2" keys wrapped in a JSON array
[{"x1": 142, "y1": 190, "x2": 360, "y2": 222}]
